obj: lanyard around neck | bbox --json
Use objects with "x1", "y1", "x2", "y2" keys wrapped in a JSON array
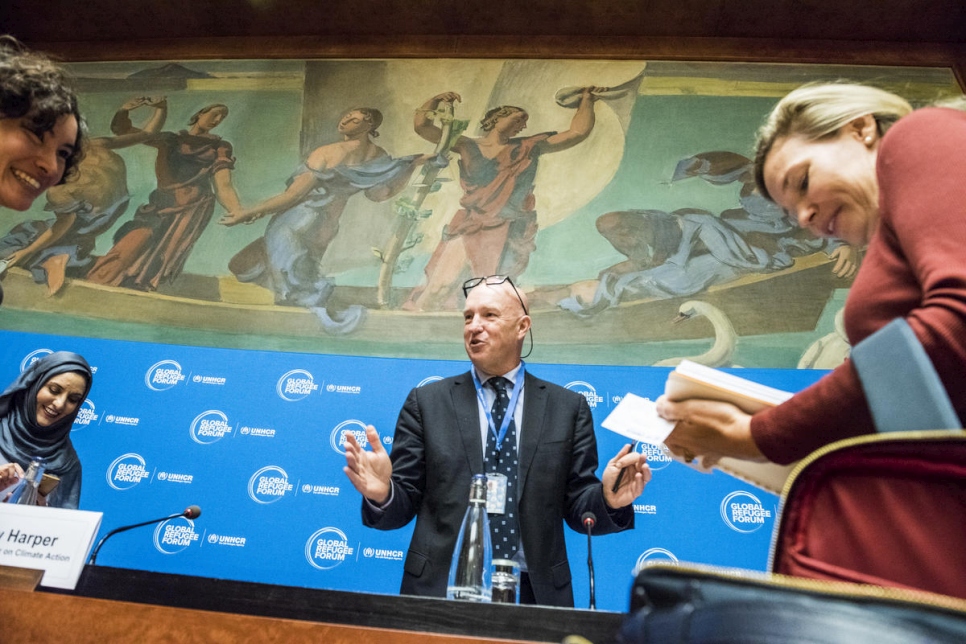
[{"x1": 472, "y1": 363, "x2": 525, "y2": 453}]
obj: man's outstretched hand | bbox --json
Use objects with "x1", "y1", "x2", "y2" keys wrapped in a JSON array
[{"x1": 343, "y1": 424, "x2": 393, "y2": 505}]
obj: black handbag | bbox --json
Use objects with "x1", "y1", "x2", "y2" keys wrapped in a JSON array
[{"x1": 621, "y1": 563, "x2": 966, "y2": 643}]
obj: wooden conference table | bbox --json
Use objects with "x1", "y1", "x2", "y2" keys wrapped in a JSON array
[{"x1": 0, "y1": 565, "x2": 627, "y2": 643}]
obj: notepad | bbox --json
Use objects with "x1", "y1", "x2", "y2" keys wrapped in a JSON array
[{"x1": 665, "y1": 360, "x2": 796, "y2": 493}]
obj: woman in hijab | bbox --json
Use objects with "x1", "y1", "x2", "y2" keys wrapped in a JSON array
[{"x1": 0, "y1": 351, "x2": 92, "y2": 509}]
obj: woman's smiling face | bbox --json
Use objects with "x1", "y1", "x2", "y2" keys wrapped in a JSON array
[
  {"x1": 0, "y1": 114, "x2": 79, "y2": 211},
  {"x1": 763, "y1": 117, "x2": 881, "y2": 247},
  {"x1": 35, "y1": 372, "x2": 87, "y2": 428}
]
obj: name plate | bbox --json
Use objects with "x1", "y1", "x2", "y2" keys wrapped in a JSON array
[{"x1": 0, "y1": 504, "x2": 102, "y2": 589}]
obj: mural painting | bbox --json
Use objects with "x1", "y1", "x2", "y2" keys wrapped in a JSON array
[{"x1": 0, "y1": 59, "x2": 960, "y2": 367}]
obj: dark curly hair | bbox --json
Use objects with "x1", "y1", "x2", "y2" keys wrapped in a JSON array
[
  {"x1": 479, "y1": 105, "x2": 526, "y2": 133},
  {"x1": 0, "y1": 36, "x2": 85, "y2": 183}
]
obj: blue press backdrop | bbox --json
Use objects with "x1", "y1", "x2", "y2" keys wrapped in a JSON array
[{"x1": 0, "y1": 330, "x2": 826, "y2": 611}]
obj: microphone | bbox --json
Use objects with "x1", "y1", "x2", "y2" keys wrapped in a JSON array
[
  {"x1": 581, "y1": 511, "x2": 597, "y2": 610},
  {"x1": 88, "y1": 505, "x2": 201, "y2": 565}
]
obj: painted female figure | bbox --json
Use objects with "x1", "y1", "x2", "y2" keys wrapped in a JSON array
[
  {"x1": 221, "y1": 107, "x2": 432, "y2": 332},
  {"x1": 87, "y1": 99, "x2": 242, "y2": 291},
  {"x1": 405, "y1": 88, "x2": 600, "y2": 311}
]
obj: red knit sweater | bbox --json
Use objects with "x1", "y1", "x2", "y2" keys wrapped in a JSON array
[{"x1": 751, "y1": 107, "x2": 966, "y2": 464}]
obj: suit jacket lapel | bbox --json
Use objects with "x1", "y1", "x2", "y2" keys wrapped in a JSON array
[
  {"x1": 451, "y1": 371, "x2": 485, "y2": 474},
  {"x1": 518, "y1": 372, "x2": 547, "y2": 498}
]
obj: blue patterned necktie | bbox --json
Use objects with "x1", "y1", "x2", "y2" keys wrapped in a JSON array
[{"x1": 486, "y1": 376, "x2": 520, "y2": 560}]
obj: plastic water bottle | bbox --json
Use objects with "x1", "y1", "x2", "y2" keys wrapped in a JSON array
[
  {"x1": 8, "y1": 457, "x2": 45, "y2": 505},
  {"x1": 446, "y1": 474, "x2": 492, "y2": 602}
]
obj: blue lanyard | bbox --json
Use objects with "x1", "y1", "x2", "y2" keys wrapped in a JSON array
[{"x1": 472, "y1": 363, "x2": 525, "y2": 454}]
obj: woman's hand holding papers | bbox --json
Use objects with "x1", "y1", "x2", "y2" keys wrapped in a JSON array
[{"x1": 656, "y1": 396, "x2": 764, "y2": 464}]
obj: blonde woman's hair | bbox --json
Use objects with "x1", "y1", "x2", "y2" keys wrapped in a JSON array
[{"x1": 753, "y1": 83, "x2": 914, "y2": 200}]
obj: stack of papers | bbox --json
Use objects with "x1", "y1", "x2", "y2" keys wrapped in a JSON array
[{"x1": 602, "y1": 360, "x2": 797, "y2": 494}]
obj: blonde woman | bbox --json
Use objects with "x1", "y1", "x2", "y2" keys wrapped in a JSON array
[{"x1": 657, "y1": 83, "x2": 966, "y2": 465}]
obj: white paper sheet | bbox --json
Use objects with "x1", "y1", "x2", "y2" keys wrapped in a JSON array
[{"x1": 601, "y1": 393, "x2": 676, "y2": 446}]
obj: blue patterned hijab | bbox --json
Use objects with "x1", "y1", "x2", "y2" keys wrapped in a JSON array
[{"x1": 0, "y1": 351, "x2": 92, "y2": 475}]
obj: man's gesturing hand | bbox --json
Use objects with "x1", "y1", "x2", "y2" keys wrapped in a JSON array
[{"x1": 343, "y1": 424, "x2": 393, "y2": 505}]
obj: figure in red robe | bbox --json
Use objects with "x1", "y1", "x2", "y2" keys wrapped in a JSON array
[
  {"x1": 405, "y1": 88, "x2": 600, "y2": 311},
  {"x1": 87, "y1": 99, "x2": 242, "y2": 291}
]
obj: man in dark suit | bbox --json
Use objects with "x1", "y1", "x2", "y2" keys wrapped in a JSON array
[{"x1": 344, "y1": 275, "x2": 650, "y2": 607}]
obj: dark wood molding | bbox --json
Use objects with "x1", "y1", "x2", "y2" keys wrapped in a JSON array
[
  {"x1": 23, "y1": 35, "x2": 966, "y2": 72},
  {"x1": 7, "y1": 0, "x2": 965, "y2": 46}
]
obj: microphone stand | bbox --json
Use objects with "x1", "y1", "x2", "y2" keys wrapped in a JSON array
[
  {"x1": 581, "y1": 512, "x2": 597, "y2": 610},
  {"x1": 88, "y1": 508, "x2": 198, "y2": 565}
]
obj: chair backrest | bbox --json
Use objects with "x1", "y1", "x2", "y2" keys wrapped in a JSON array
[
  {"x1": 771, "y1": 318, "x2": 965, "y2": 598},
  {"x1": 771, "y1": 429, "x2": 966, "y2": 599}
]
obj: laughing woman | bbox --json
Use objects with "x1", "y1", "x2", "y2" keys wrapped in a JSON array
[
  {"x1": 0, "y1": 36, "x2": 84, "y2": 212},
  {"x1": 657, "y1": 83, "x2": 966, "y2": 466},
  {"x1": 0, "y1": 351, "x2": 93, "y2": 509}
]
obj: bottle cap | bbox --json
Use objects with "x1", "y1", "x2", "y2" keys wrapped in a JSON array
[
  {"x1": 492, "y1": 559, "x2": 518, "y2": 573},
  {"x1": 469, "y1": 473, "x2": 487, "y2": 503}
]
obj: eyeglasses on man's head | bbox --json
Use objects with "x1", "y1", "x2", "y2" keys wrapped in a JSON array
[{"x1": 462, "y1": 275, "x2": 529, "y2": 316}]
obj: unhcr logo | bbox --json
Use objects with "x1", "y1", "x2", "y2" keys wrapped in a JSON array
[
  {"x1": 145, "y1": 360, "x2": 186, "y2": 391},
  {"x1": 325, "y1": 383, "x2": 362, "y2": 394},
  {"x1": 207, "y1": 533, "x2": 247, "y2": 548},
  {"x1": 305, "y1": 527, "x2": 354, "y2": 570},
  {"x1": 301, "y1": 483, "x2": 340, "y2": 496},
  {"x1": 239, "y1": 426, "x2": 276, "y2": 438},
  {"x1": 564, "y1": 381, "x2": 604, "y2": 409},
  {"x1": 363, "y1": 546, "x2": 404, "y2": 561},
  {"x1": 106, "y1": 453, "x2": 152, "y2": 490},
  {"x1": 720, "y1": 491, "x2": 773, "y2": 534},
  {"x1": 277, "y1": 369, "x2": 319, "y2": 401},
  {"x1": 192, "y1": 374, "x2": 226, "y2": 385},
  {"x1": 190, "y1": 410, "x2": 233, "y2": 444},
  {"x1": 104, "y1": 414, "x2": 139, "y2": 426},
  {"x1": 157, "y1": 471, "x2": 193, "y2": 484}
]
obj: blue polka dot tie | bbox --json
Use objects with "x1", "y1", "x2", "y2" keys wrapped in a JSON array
[{"x1": 486, "y1": 377, "x2": 519, "y2": 560}]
